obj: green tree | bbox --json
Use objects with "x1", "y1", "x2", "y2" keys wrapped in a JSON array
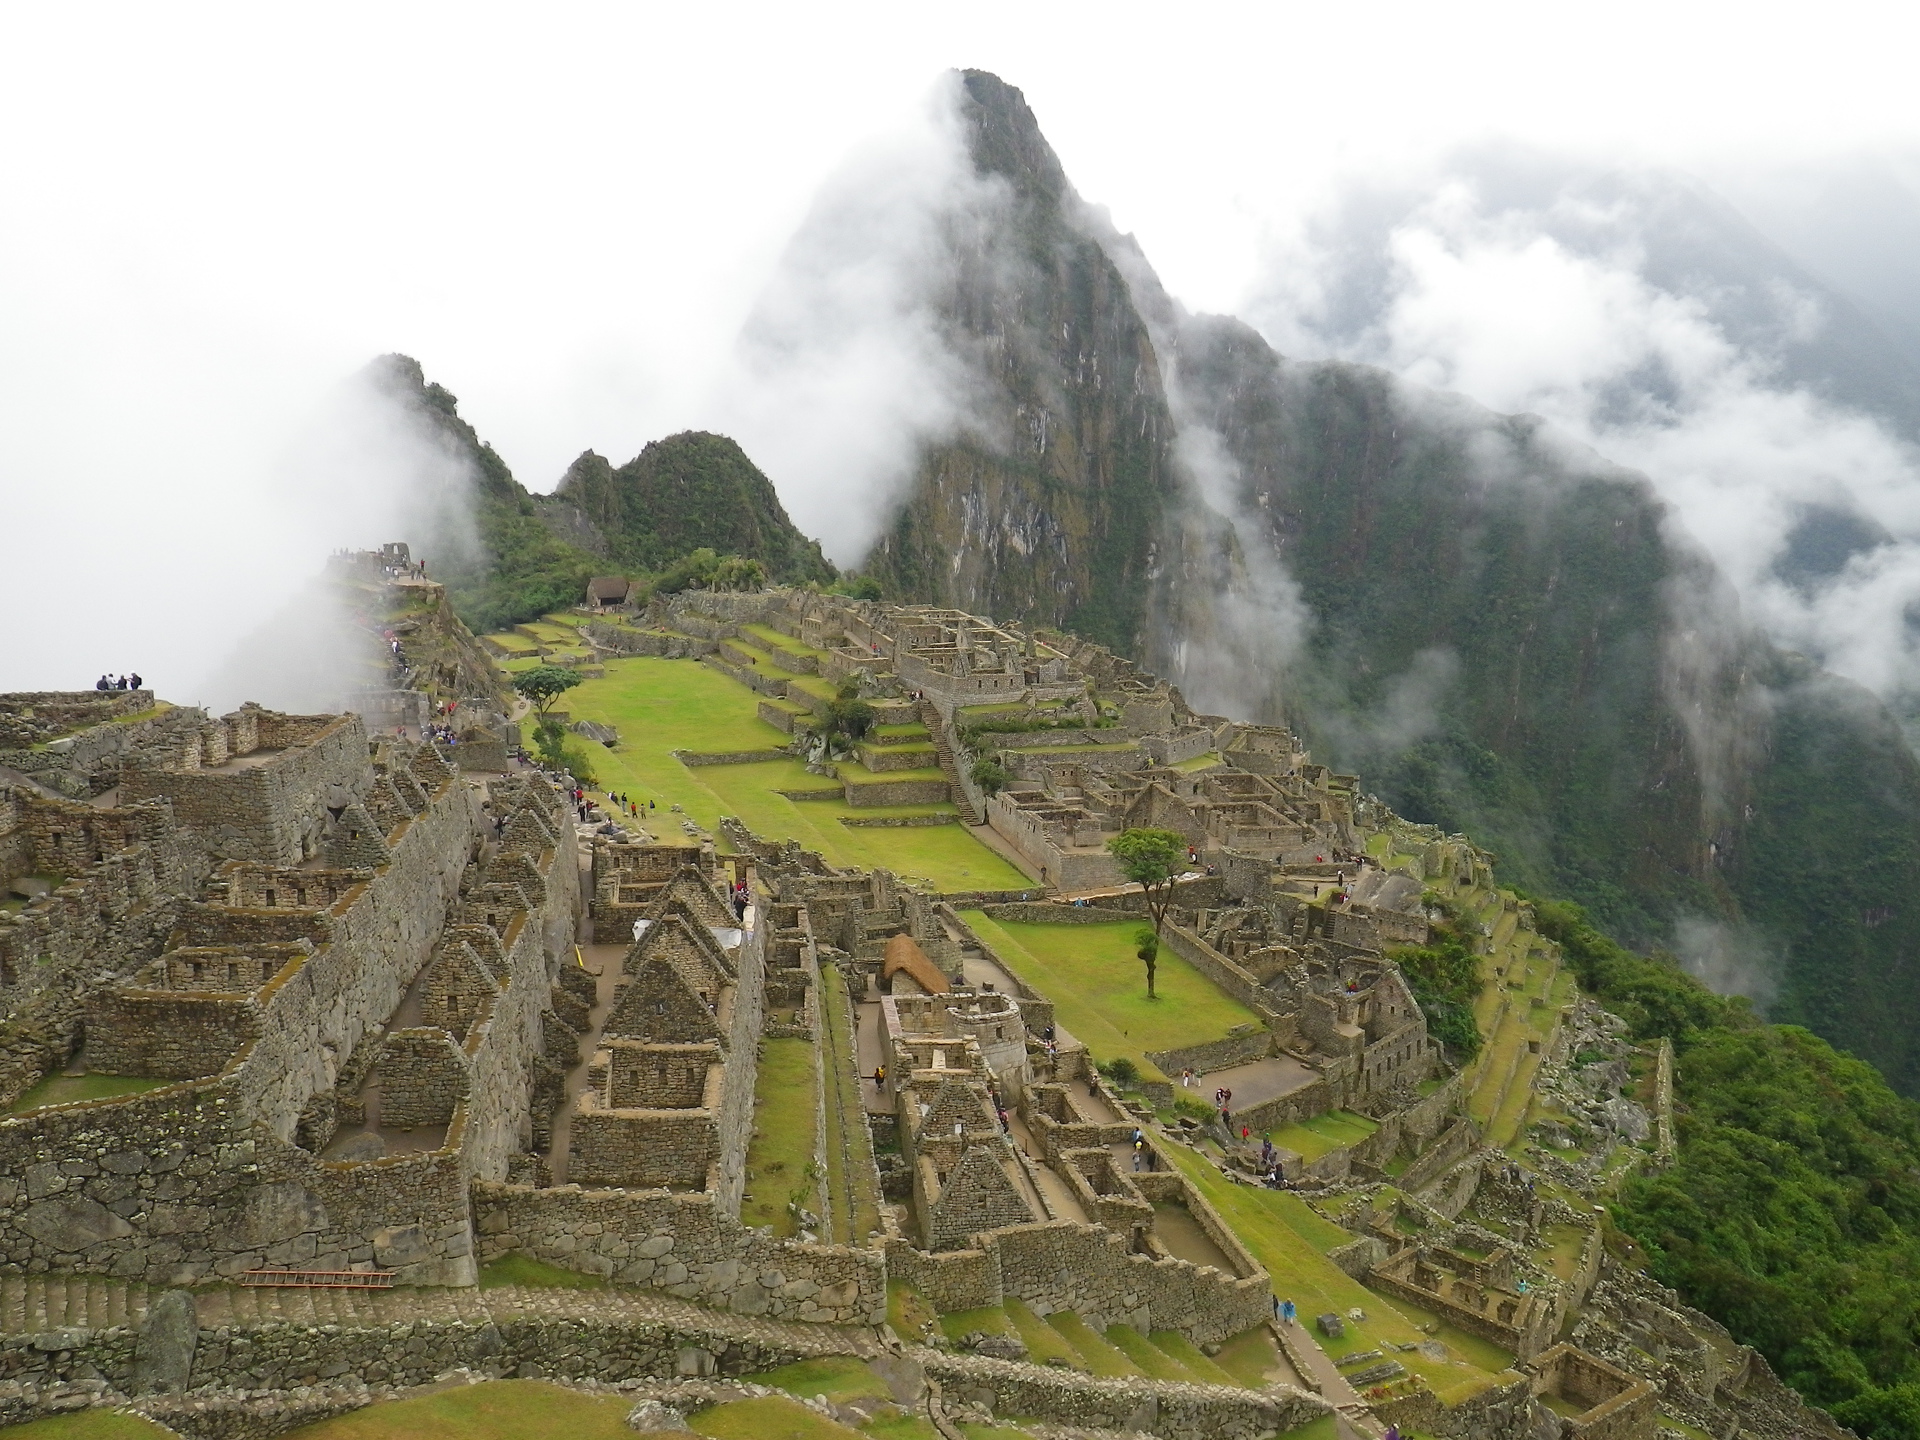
[
  {"x1": 1134, "y1": 927, "x2": 1161, "y2": 1000},
  {"x1": 1106, "y1": 827, "x2": 1187, "y2": 934},
  {"x1": 511, "y1": 665, "x2": 582, "y2": 717},
  {"x1": 532, "y1": 716, "x2": 597, "y2": 786},
  {"x1": 970, "y1": 755, "x2": 1011, "y2": 795}
]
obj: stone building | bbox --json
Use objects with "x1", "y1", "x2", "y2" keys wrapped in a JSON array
[
  {"x1": 0, "y1": 696, "x2": 582, "y2": 1287},
  {"x1": 569, "y1": 875, "x2": 764, "y2": 1210}
]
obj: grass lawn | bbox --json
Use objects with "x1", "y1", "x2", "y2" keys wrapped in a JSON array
[
  {"x1": 1160, "y1": 1143, "x2": 1512, "y2": 1401},
  {"x1": 1144, "y1": 1329, "x2": 1237, "y2": 1385},
  {"x1": 960, "y1": 913, "x2": 1261, "y2": 1079},
  {"x1": 1269, "y1": 1111, "x2": 1379, "y2": 1162},
  {"x1": 1003, "y1": 1298, "x2": 1085, "y2": 1368},
  {"x1": 817, "y1": 966, "x2": 882, "y2": 1244},
  {"x1": 743, "y1": 1038, "x2": 818, "y2": 1236},
  {"x1": 888, "y1": 1281, "x2": 940, "y2": 1341},
  {"x1": 1045, "y1": 1310, "x2": 1141, "y2": 1376},
  {"x1": 476, "y1": 1253, "x2": 605, "y2": 1290},
  {"x1": 742, "y1": 1357, "x2": 889, "y2": 1404},
  {"x1": 0, "y1": 1415, "x2": 174, "y2": 1440},
  {"x1": 280, "y1": 1381, "x2": 634, "y2": 1440},
  {"x1": 1104, "y1": 1323, "x2": 1195, "y2": 1380},
  {"x1": 691, "y1": 1395, "x2": 860, "y2": 1439},
  {"x1": 1171, "y1": 753, "x2": 1223, "y2": 773},
  {"x1": 11, "y1": 1074, "x2": 169, "y2": 1113},
  {"x1": 837, "y1": 763, "x2": 946, "y2": 784},
  {"x1": 556, "y1": 659, "x2": 1027, "y2": 891},
  {"x1": 1284, "y1": 1416, "x2": 1341, "y2": 1440}
]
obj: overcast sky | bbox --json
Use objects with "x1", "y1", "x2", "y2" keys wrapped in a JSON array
[{"x1": 5, "y1": 0, "x2": 1920, "y2": 696}]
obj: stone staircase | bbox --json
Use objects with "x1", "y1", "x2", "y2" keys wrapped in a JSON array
[
  {"x1": 917, "y1": 699, "x2": 983, "y2": 825},
  {"x1": 0, "y1": 1276, "x2": 883, "y2": 1359}
]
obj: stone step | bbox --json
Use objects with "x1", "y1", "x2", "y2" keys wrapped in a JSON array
[{"x1": 0, "y1": 1274, "x2": 885, "y2": 1363}]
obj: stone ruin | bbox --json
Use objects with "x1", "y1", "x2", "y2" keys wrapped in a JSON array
[{"x1": 0, "y1": 595, "x2": 1865, "y2": 1440}]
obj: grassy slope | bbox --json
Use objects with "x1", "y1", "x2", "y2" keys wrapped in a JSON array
[
  {"x1": 559, "y1": 657, "x2": 1027, "y2": 891},
  {"x1": 1159, "y1": 1143, "x2": 1512, "y2": 1402},
  {"x1": 960, "y1": 912, "x2": 1261, "y2": 1078},
  {"x1": 0, "y1": 1416, "x2": 175, "y2": 1440}
]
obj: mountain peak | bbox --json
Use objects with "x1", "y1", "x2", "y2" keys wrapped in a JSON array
[{"x1": 956, "y1": 69, "x2": 1069, "y2": 205}]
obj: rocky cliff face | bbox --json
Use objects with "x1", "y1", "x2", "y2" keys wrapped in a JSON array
[
  {"x1": 863, "y1": 72, "x2": 1176, "y2": 657},
  {"x1": 863, "y1": 71, "x2": 1920, "y2": 1094}
]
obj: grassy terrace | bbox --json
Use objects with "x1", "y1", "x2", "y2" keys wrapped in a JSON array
[
  {"x1": 959, "y1": 913, "x2": 1260, "y2": 1079},
  {"x1": 1269, "y1": 1110, "x2": 1379, "y2": 1161},
  {"x1": 740, "y1": 622, "x2": 829, "y2": 662},
  {"x1": 10, "y1": 1074, "x2": 168, "y2": 1112},
  {"x1": 559, "y1": 657, "x2": 1028, "y2": 891},
  {"x1": 743, "y1": 1038, "x2": 818, "y2": 1236}
]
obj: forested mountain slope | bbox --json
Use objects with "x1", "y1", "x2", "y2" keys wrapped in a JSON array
[{"x1": 363, "y1": 357, "x2": 833, "y2": 633}]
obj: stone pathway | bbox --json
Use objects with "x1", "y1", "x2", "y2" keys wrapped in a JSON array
[
  {"x1": 0, "y1": 1276, "x2": 884, "y2": 1360},
  {"x1": 1192, "y1": 1053, "x2": 1320, "y2": 1113}
]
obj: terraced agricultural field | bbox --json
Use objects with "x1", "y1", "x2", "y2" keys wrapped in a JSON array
[{"x1": 557, "y1": 657, "x2": 1028, "y2": 891}]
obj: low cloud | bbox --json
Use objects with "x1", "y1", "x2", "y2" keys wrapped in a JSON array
[
  {"x1": 1246, "y1": 157, "x2": 1920, "y2": 727},
  {"x1": 1671, "y1": 912, "x2": 1779, "y2": 1007},
  {"x1": 709, "y1": 75, "x2": 1007, "y2": 567}
]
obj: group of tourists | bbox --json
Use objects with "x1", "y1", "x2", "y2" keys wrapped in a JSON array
[
  {"x1": 1213, "y1": 1085, "x2": 1234, "y2": 1125},
  {"x1": 93, "y1": 672, "x2": 143, "y2": 691},
  {"x1": 607, "y1": 789, "x2": 654, "y2": 820}
]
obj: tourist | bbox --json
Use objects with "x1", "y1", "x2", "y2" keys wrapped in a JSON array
[
  {"x1": 1385, "y1": 1426, "x2": 1401, "y2": 1440},
  {"x1": 94, "y1": 675, "x2": 109, "y2": 690},
  {"x1": 1281, "y1": 1299, "x2": 1296, "y2": 1325},
  {"x1": 130, "y1": 673, "x2": 142, "y2": 690},
  {"x1": 873, "y1": 1064, "x2": 886, "y2": 1090},
  {"x1": 1182, "y1": 1068, "x2": 1194, "y2": 1087}
]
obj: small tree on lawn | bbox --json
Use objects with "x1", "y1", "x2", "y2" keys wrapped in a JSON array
[
  {"x1": 1134, "y1": 927, "x2": 1161, "y2": 1000},
  {"x1": 511, "y1": 665, "x2": 582, "y2": 717},
  {"x1": 1106, "y1": 827, "x2": 1186, "y2": 938}
]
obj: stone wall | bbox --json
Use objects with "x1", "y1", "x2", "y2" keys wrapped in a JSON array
[
  {"x1": 0, "y1": 753, "x2": 507, "y2": 1286},
  {"x1": 0, "y1": 1310, "x2": 834, "y2": 1403},
  {"x1": 921, "y1": 1351, "x2": 1328, "y2": 1440},
  {"x1": 1145, "y1": 1031, "x2": 1274, "y2": 1079},
  {"x1": 0, "y1": 789, "x2": 204, "y2": 1105},
  {"x1": 81, "y1": 989, "x2": 262, "y2": 1079},
  {"x1": 373, "y1": 1030, "x2": 469, "y2": 1129},
  {"x1": 842, "y1": 777, "x2": 950, "y2": 808},
  {"x1": 472, "y1": 1183, "x2": 887, "y2": 1325},
  {"x1": 570, "y1": 1107, "x2": 718, "y2": 1191},
  {"x1": 121, "y1": 713, "x2": 370, "y2": 867},
  {"x1": 888, "y1": 1218, "x2": 1269, "y2": 1346}
]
